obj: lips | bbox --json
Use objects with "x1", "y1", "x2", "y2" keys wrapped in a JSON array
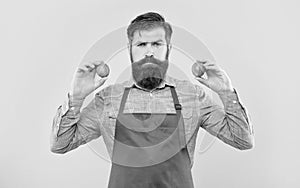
[{"x1": 142, "y1": 62, "x2": 157, "y2": 67}]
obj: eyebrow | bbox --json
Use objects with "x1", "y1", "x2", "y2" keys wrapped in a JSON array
[{"x1": 134, "y1": 39, "x2": 164, "y2": 45}]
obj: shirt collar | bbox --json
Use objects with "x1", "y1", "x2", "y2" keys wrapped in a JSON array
[{"x1": 124, "y1": 74, "x2": 176, "y2": 90}]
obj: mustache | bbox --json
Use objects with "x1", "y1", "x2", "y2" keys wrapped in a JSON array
[{"x1": 134, "y1": 56, "x2": 168, "y2": 65}]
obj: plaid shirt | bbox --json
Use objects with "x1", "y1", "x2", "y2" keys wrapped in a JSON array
[{"x1": 50, "y1": 75, "x2": 254, "y2": 167}]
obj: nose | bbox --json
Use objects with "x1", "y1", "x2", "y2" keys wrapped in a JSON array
[
  {"x1": 145, "y1": 43, "x2": 154, "y2": 57},
  {"x1": 145, "y1": 52, "x2": 154, "y2": 58}
]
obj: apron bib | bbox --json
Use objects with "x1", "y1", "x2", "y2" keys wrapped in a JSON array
[{"x1": 108, "y1": 86, "x2": 194, "y2": 188}]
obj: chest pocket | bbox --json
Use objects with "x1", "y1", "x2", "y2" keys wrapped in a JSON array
[
  {"x1": 181, "y1": 108, "x2": 193, "y2": 126},
  {"x1": 103, "y1": 93, "x2": 122, "y2": 116},
  {"x1": 181, "y1": 107, "x2": 198, "y2": 141},
  {"x1": 107, "y1": 107, "x2": 118, "y2": 118},
  {"x1": 102, "y1": 94, "x2": 120, "y2": 129}
]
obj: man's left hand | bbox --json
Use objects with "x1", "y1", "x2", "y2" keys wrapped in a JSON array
[{"x1": 194, "y1": 60, "x2": 234, "y2": 93}]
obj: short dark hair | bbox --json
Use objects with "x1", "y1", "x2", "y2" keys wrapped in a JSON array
[{"x1": 127, "y1": 12, "x2": 173, "y2": 44}]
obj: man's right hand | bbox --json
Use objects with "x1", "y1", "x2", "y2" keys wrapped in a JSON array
[{"x1": 69, "y1": 61, "x2": 108, "y2": 100}]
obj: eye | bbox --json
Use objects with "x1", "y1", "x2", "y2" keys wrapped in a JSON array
[
  {"x1": 152, "y1": 42, "x2": 162, "y2": 47},
  {"x1": 137, "y1": 42, "x2": 146, "y2": 47}
]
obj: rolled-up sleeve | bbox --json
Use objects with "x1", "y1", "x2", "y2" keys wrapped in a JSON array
[
  {"x1": 50, "y1": 92, "x2": 104, "y2": 154},
  {"x1": 196, "y1": 86, "x2": 254, "y2": 150}
]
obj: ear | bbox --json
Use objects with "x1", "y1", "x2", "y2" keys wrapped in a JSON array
[
  {"x1": 127, "y1": 42, "x2": 131, "y2": 53},
  {"x1": 168, "y1": 43, "x2": 172, "y2": 51},
  {"x1": 127, "y1": 42, "x2": 134, "y2": 63},
  {"x1": 167, "y1": 43, "x2": 172, "y2": 56}
]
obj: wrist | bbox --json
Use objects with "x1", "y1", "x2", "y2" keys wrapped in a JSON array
[
  {"x1": 217, "y1": 87, "x2": 235, "y2": 94},
  {"x1": 68, "y1": 93, "x2": 84, "y2": 106},
  {"x1": 69, "y1": 91, "x2": 86, "y2": 101},
  {"x1": 66, "y1": 93, "x2": 84, "y2": 115}
]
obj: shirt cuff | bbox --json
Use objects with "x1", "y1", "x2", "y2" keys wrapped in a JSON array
[{"x1": 61, "y1": 93, "x2": 85, "y2": 117}]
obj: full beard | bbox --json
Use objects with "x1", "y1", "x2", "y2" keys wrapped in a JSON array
[{"x1": 131, "y1": 56, "x2": 169, "y2": 90}]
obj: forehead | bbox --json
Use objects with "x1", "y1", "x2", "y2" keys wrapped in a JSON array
[{"x1": 132, "y1": 27, "x2": 166, "y2": 43}]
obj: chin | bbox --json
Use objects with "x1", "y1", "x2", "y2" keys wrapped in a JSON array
[{"x1": 131, "y1": 56, "x2": 169, "y2": 89}]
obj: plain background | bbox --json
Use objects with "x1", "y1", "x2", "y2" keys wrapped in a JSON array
[{"x1": 1, "y1": 0, "x2": 300, "y2": 187}]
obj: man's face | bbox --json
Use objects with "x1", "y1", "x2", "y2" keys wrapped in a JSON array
[{"x1": 129, "y1": 27, "x2": 171, "y2": 90}]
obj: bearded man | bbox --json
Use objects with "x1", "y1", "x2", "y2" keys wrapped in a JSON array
[{"x1": 50, "y1": 12, "x2": 254, "y2": 188}]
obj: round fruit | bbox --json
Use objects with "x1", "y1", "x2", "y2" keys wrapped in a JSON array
[
  {"x1": 96, "y1": 63, "x2": 110, "y2": 77},
  {"x1": 192, "y1": 62, "x2": 205, "y2": 77}
]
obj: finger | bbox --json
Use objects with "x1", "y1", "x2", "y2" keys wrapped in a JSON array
[
  {"x1": 203, "y1": 60, "x2": 218, "y2": 66},
  {"x1": 200, "y1": 61, "x2": 219, "y2": 72},
  {"x1": 91, "y1": 60, "x2": 105, "y2": 67},
  {"x1": 208, "y1": 64, "x2": 221, "y2": 70},
  {"x1": 196, "y1": 59, "x2": 214, "y2": 64},
  {"x1": 77, "y1": 66, "x2": 89, "y2": 73},
  {"x1": 195, "y1": 60, "x2": 217, "y2": 71},
  {"x1": 194, "y1": 77, "x2": 209, "y2": 88},
  {"x1": 95, "y1": 78, "x2": 108, "y2": 89},
  {"x1": 84, "y1": 60, "x2": 104, "y2": 69},
  {"x1": 195, "y1": 60, "x2": 206, "y2": 64},
  {"x1": 203, "y1": 64, "x2": 220, "y2": 71},
  {"x1": 202, "y1": 63, "x2": 223, "y2": 73},
  {"x1": 84, "y1": 64, "x2": 96, "y2": 70}
]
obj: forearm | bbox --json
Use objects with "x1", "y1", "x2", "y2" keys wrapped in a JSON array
[
  {"x1": 219, "y1": 89, "x2": 253, "y2": 132},
  {"x1": 199, "y1": 88, "x2": 254, "y2": 150},
  {"x1": 50, "y1": 91, "x2": 103, "y2": 154},
  {"x1": 50, "y1": 93, "x2": 85, "y2": 154}
]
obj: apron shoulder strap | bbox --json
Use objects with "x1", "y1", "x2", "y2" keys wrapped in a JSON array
[
  {"x1": 170, "y1": 86, "x2": 182, "y2": 111},
  {"x1": 118, "y1": 87, "x2": 131, "y2": 114}
]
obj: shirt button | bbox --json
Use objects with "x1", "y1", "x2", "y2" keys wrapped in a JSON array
[
  {"x1": 70, "y1": 107, "x2": 75, "y2": 110},
  {"x1": 233, "y1": 100, "x2": 237, "y2": 104}
]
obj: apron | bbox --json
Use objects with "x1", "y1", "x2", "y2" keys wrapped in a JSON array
[{"x1": 107, "y1": 86, "x2": 194, "y2": 188}]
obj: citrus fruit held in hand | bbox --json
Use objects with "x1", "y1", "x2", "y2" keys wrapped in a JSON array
[
  {"x1": 96, "y1": 63, "x2": 110, "y2": 77},
  {"x1": 192, "y1": 62, "x2": 205, "y2": 77}
]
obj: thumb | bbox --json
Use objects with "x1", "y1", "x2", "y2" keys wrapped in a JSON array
[
  {"x1": 194, "y1": 77, "x2": 209, "y2": 88},
  {"x1": 95, "y1": 78, "x2": 108, "y2": 89}
]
